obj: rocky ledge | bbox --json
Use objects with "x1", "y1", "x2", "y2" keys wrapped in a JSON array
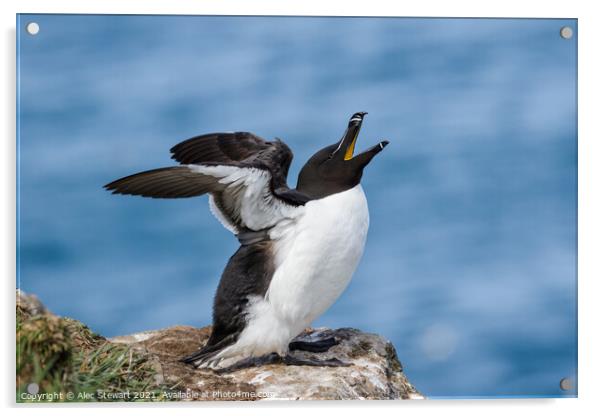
[{"x1": 17, "y1": 290, "x2": 423, "y2": 401}]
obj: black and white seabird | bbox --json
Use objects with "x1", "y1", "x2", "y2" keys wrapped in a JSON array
[{"x1": 104, "y1": 112, "x2": 389, "y2": 371}]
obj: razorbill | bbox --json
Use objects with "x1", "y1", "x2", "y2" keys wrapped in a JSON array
[{"x1": 104, "y1": 112, "x2": 389, "y2": 371}]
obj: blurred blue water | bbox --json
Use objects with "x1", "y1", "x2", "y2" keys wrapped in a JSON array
[{"x1": 17, "y1": 15, "x2": 577, "y2": 398}]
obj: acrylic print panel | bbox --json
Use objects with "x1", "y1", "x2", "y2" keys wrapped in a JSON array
[{"x1": 16, "y1": 14, "x2": 577, "y2": 401}]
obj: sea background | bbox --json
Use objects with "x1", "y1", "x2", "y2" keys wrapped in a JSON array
[{"x1": 17, "y1": 15, "x2": 577, "y2": 398}]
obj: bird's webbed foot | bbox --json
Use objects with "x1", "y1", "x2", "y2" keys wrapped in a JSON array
[
  {"x1": 213, "y1": 352, "x2": 283, "y2": 374},
  {"x1": 288, "y1": 336, "x2": 338, "y2": 353},
  {"x1": 212, "y1": 348, "x2": 351, "y2": 374},
  {"x1": 282, "y1": 354, "x2": 351, "y2": 367}
]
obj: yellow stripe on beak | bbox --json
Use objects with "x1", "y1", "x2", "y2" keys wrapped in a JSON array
[{"x1": 344, "y1": 132, "x2": 358, "y2": 161}]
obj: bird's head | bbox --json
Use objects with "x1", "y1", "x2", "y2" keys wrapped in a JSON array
[{"x1": 296, "y1": 112, "x2": 389, "y2": 199}]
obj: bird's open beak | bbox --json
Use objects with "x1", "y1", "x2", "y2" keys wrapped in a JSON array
[{"x1": 336, "y1": 112, "x2": 389, "y2": 163}]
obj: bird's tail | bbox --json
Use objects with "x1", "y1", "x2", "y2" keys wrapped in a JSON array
[
  {"x1": 179, "y1": 348, "x2": 221, "y2": 367},
  {"x1": 179, "y1": 333, "x2": 238, "y2": 368}
]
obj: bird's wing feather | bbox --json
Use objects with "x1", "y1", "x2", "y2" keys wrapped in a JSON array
[
  {"x1": 103, "y1": 166, "x2": 222, "y2": 199},
  {"x1": 170, "y1": 132, "x2": 272, "y2": 165},
  {"x1": 105, "y1": 133, "x2": 310, "y2": 233},
  {"x1": 188, "y1": 164, "x2": 303, "y2": 231}
]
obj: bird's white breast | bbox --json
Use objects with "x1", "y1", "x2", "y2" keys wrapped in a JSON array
[
  {"x1": 214, "y1": 184, "x2": 369, "y2": 362},
  {"x1": 267, "y1": 184, "x2": 369, "y2": 326}
]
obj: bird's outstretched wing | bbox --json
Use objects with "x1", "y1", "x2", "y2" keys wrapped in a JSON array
[{"x1": 104, "y1": 132, "x2": 309, "y2": 233}]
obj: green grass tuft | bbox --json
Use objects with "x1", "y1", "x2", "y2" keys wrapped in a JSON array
[{"x1": 17, "y1": 305, "x2": 174, "y2": 402}]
